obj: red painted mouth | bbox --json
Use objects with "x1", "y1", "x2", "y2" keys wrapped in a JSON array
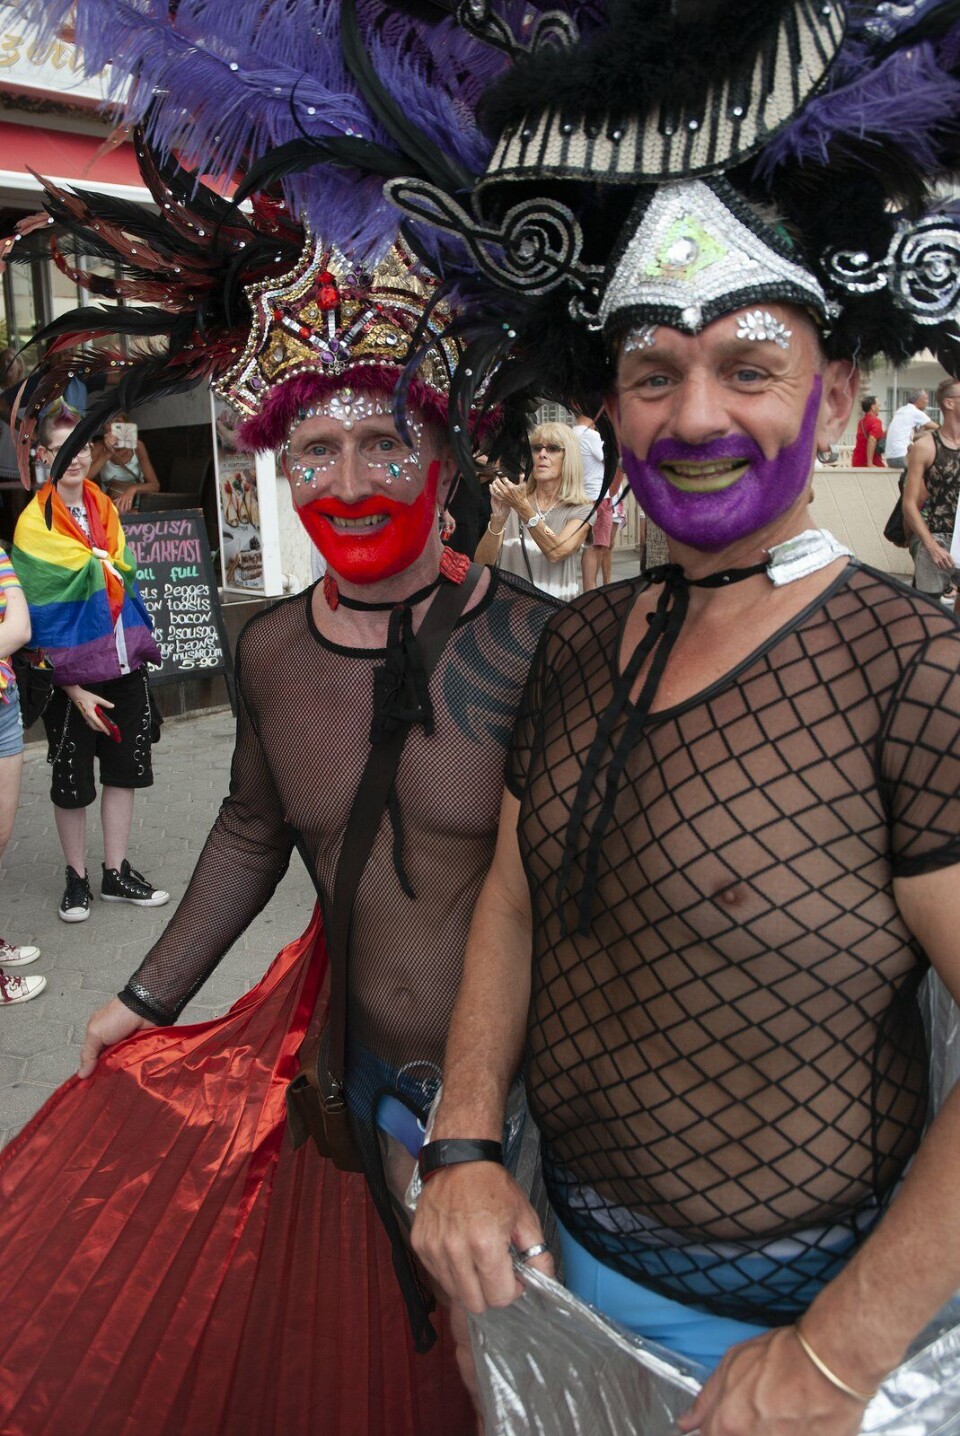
[{"x1": 295, "y1": 460, "x2": 442, "y2": 585}]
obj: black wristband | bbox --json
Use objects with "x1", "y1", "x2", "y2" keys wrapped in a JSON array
[{"x1": 418, "y1": 1138, "x2": 504, "y2": 1183}]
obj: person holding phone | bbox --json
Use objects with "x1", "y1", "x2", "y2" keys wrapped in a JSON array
[
  {"x1": 475, "y1": 422, "x2": 594, "y2": 601},
  {"x1": 88, "y1": 411, "x2": 161, "y2": 513},
  {"x1": 12, "y1": 401, "x2": 169, "y2": 923}
]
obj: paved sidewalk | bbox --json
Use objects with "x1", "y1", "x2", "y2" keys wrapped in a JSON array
[{"x1": 0, "y1": 708, "x2": 316, "y2": 1147}]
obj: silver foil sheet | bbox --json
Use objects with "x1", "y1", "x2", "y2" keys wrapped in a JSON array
[
  {"x1": 472, "y1": 1268, "x2": 960, "y2": 1435},
  {"x1": 470, "y1": 973, "x2": 960, "y2": 1432}
]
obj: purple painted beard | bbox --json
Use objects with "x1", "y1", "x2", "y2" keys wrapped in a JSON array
[{"x1": 621, "y1": 378, "x2": 823, "y2": 552}]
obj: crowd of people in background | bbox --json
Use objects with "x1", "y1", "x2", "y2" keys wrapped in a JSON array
[{"x1": 847, "y1": 381, "x2": 960, "y2": 609}]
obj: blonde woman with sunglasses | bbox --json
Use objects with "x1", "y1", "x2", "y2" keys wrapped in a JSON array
[{"x1": 475, "y1": 422, "x2": 594, "y2": 600}]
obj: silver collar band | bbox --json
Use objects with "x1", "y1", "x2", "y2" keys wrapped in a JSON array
[{"x1": 765, "y1": 528, "x2": 852, "y2": 586}]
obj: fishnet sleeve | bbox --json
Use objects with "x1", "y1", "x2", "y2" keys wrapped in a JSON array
[
  {"x1": 119, "y1": 634, "x2": 295, "y2": 1024},
  {"x1": 879, "y1": 630, "x2": 960, "y2": 878},
  {"x1": 505, "y1": 624, "x2": 554, "y2": 799}
]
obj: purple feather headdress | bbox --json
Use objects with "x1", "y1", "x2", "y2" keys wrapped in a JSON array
[{"x1": 15, "y1": 0, "x2": 522, "y2": 261}]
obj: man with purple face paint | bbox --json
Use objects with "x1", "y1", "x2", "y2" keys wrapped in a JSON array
[{"x1": 411, "y1": 177, "x2": 960, "y2": 1436}]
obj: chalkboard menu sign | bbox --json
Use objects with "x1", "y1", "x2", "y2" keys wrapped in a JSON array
[{"x1": 122, "y1": 511, "x2": 234, "y2": 694}]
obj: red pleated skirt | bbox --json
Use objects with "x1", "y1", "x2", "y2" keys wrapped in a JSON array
[{"x1": 0, "y1": 909, "x2": 474, "y2": 1436}]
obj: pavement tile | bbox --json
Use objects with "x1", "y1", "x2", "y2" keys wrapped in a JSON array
[
  {"x1": 23, "y1": 1047, "x2": 83, "y2": 1084},
  {"x1": 0, "y1": 1017, "x2": 73, "y2": 1056},
  {"x1": 0, "y1": 1053, "x2": 26, "y2": 1085},
  {"x1": 0, "y1": 1082, "x2": 59, "y2": 1128}
]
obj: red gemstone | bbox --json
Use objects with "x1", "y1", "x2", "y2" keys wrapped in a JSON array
[
  {"x1": 318, "y1": 284, "x2": 338, "y2": 311},
  {"x1": 299, "y1": 325, "x2": 311, "y2": 338},
  {"x1": 323, "y1": 573, "x2": 339, "y2": 611}
]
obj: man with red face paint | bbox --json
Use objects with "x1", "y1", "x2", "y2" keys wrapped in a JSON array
[
  {"x1": 0, "y1": 225, "x2": 557, "y2": 1432},
  {"x1": 284, "y1": 393, "x2": 445, "y2": 585},
  {"x1": 69, "y1": 244, "x2": 558, "y2": 1322}
]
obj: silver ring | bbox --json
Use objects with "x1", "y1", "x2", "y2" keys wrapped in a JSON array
[{"x1": 518, "y1": 1243, "x2": 549, "y2": 1262}]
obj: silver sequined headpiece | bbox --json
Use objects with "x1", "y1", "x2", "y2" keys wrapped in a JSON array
[{"x1": 600, "y1": 178, "x2": 827, "y2": 339}]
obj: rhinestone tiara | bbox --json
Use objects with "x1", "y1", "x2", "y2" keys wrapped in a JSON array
[{"x1": 214, "y1": 236, "x2": 461, "y2": 418}]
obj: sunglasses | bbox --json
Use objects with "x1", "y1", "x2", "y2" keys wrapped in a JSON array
[{"x1": 533, "y1": 443, "x2": 563, "y2": 454}]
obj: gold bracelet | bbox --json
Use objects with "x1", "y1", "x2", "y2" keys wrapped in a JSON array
[
  {"x1": 487, "y1": 522, "x2": 506, "y2": 537},
  {"x1": 794, "y1": 1328, "x2": 875, "y2": 1404}
]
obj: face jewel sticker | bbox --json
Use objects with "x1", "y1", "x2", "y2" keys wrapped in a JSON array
[
  {"x1": 735, "y1": 310, "x2": 793, "y2": 349},
  {"x1": 623, "y1": 324, "x2": 659, "y2": 353}
]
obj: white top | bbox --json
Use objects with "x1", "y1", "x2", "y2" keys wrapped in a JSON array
[
  {"x1": 575, "y1": 426, "x2": 605, "y2": 501},
  {"x1": 885, "y1": 403, "x2": 929, "y2": 460},
  {"x1": 498, "y1": 503, "x2": 594, "y2": 603}
]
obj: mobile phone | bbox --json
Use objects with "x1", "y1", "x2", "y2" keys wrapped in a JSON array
[
  {"x1": 110, "y1": 422, "x2": 138, "y2": 449},
  {"x1": 94, "y1": 706, "x2": 122, "y2": 743}
]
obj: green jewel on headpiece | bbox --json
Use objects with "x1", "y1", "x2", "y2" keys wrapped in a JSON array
[{"x1": 646, "y1": 218, "x2": 726, "y2": 285}]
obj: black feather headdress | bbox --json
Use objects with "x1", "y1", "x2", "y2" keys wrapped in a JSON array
[
  {"x1": 17, "y1": 0, "x2": 960, "y2": 476},
  {"x1": 355, "y1": 0, "x2": 960, "y2": 451},
  {"x1": 3, "y1": 135, "x2": 305, "y2": 483}
]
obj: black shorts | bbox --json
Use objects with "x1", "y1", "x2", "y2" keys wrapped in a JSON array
[{"x1": 42, "y1": 669, "x2": 155, "y2": 808}]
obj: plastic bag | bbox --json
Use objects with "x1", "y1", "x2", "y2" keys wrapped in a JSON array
[{"x1": 470, "y1": 1263, "x2": 703, "y2": 1436}]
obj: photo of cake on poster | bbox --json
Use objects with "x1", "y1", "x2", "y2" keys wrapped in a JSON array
[{"x1": 213, "y1": 397, "x2": 264, "y2": 591}]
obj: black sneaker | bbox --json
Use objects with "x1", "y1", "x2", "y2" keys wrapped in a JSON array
[
  {"x1": 101, "y1": 860, "x2": 170, "y2": 908},
  {"x1": 60, "y1": 866, "x2": 92, "y2": 923}
]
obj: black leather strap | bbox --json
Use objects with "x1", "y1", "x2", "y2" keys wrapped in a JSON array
[
  {"x1": 418, "y1": 1138, "x2": 505, "y2": 1183},
  {"x1": 326, "y1": 563, "x2": 484, "y2": 1087}
]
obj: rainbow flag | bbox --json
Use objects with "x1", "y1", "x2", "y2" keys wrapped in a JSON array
[{"x1": 12, "y1": 482, "x2": 160, "y2": 685}]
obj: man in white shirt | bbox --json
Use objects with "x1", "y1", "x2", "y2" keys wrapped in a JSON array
[
  {"x1": 885, "y1": 389, "x2": 937, "y2": 470},
  {"x1": 571, "y1": 407, "x2": 613, "y2": 590}
]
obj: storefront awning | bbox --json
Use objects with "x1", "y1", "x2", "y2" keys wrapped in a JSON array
[{"x1": 0, "y1": 120, "x2": 151, "y2": 204}]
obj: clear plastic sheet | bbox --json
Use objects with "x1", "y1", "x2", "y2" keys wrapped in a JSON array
[
  {"x1": 471, "y1": 1270, "x2": 960, "y2": 1436},
  {"x1": 405, "y1": 1080, "x2": 529, "y2": 1215},
  {"x1": 470, "y1": 1264, "x2": 703, "y2": 1436}
]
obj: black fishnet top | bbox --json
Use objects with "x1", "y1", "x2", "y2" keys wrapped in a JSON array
[
  {"x1": 122, "y1": 571, "x2": 557, "y2": 1080},
  {"x1": 508, "y1": 563, "x2": 960, "y2": 1322}
]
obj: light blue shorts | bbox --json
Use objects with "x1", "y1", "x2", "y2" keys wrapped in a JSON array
[
  {"x1": 0, "y1": 687, "x2": 24, "y2": 758},
  {"x1": 558, "y1": 1221, "x2": 769, "y2": 1369}
]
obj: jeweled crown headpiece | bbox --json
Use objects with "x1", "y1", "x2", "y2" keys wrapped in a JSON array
[{"x1": 215, "y1": 237, "x2": 459, "y2": 419}]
